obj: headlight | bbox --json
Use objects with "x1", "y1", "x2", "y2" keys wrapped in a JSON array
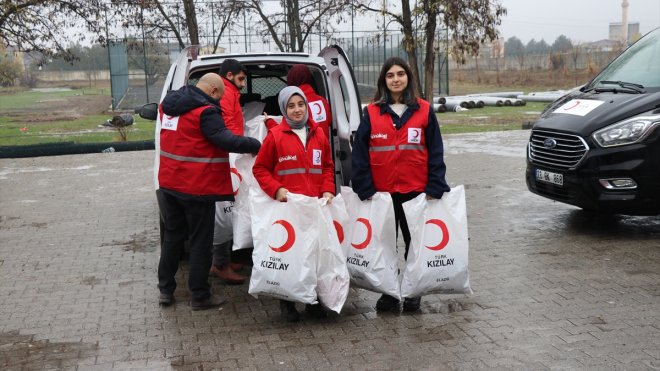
[{"x1": 592, "y1": 115, "x2": 660, "y2": 147}]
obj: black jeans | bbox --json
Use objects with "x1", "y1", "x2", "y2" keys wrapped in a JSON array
[
  {"x1": 390, "y1": 192, "x2": 421, "y2": 260},
  {"x1": 157, "y1": 190, "x2": 215, "y2": 301},
  {"x1": 212, "y1": 240, "x2": 232, "y2": 267}
]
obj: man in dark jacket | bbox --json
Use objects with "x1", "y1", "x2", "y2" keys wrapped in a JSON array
[{"x1": 157, "y1": 73, "x2": 261, "y2": 311}]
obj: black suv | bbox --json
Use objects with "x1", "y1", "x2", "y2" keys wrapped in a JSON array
[{"x1": 526, "y1": 28, "x2": 660, "y2": 215}]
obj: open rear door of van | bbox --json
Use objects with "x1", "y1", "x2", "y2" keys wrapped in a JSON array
[
  {"x1": 319, "y1": 45, "x2": 362, "y2": 140},
  {"x1": 319, "y1": 46, "x2": 362, "y2": 187}
]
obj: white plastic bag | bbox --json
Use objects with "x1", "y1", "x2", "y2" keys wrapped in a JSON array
[
  {"x1": 340, "y1": 186, "x2": 400, "y2": 300},
  {"x1": 231, "y1": 153, "x2": 256, "y2": 251},
  {"x1": 316, "y1": 195, "x2": 350, "y2": 313},
  {"x1": 213, "y1": 201, "x2": 234, "y2": 245},
  {"x1": 213, "y1": 155, "x2": 242, "y2": 245},
  {"x1": 248, "y1": 190, "x2": 318, "y2": 304},
  {"x1": 400, "y1": 186, "x2": 472, "y2": 297},
  {"x1": 244, "y1": 115, "x2": 274, "y2": 143}
]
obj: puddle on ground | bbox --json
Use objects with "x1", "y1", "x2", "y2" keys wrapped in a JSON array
[{"x1": 0, "y1": 331, "x2": 97, "y2": 369}]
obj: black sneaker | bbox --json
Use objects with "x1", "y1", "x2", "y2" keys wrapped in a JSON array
[
  {"x1": 159, "y1": 293, "x2": 175, "y2": 306},
  {"x1": 280, "y1": 300, "x2": 300, "y2": 322},
  {"x1": 376, "y1": 294, "x2": 400, "y2": 311},
  {"x1": 403, "y1": 297, "x2": 421, "y2": 312},
  {"x1": 305, "y1": 303, "x2": 328, "y2": 319},
  {"x1": 191, "y1": 294, "x2": 226, "y2": 311}
]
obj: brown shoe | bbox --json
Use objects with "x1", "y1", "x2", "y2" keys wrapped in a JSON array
[{"x1": 210, "y1": 265, "x2": 246, "y2": 285}]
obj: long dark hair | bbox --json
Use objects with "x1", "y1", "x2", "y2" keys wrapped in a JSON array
[{"x1": 373, "y1": 57, "x2": 418, "y2": 106}]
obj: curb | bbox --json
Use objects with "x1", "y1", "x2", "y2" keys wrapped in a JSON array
[{"x1": 0, "y1": 140, "x2": 155, "y2": 159}]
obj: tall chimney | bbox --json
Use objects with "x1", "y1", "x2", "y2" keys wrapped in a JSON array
[{"x1": 621, "y1": 0, "x2": 629, "y2": 44}]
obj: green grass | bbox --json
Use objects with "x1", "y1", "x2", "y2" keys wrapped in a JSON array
[
  {"x1": 0, "y1": 116, "x2": 156, "y2": 146},
  {"x1": 0, "y1": 86, "x2": 549, "y2": 147},
  {"x1": 0, "y1": 88, "x2": 108, "y2": 109},
  {"x1": 438, "y1": 102, "x2": 547, "y2": 134},
  {"x1": 0, "y1": 88, "x2": 155, "y2": 146}
]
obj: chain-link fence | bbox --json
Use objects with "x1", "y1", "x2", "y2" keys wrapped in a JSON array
[{"x1": 105, "y1": 28, "x2": 450, "y2": 110}]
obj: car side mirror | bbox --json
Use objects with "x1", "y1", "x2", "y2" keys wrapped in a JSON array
[{"x1": 138, "y1": 103, "x2": 159, "y2": 121}]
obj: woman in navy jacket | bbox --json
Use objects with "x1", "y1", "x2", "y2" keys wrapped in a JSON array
[{"x1": 351, "y1": 57, "x2": 450, "y2": 312}]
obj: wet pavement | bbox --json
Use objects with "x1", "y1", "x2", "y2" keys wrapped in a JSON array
[{"x1": 1, "y1": 129, "x2": 659, "y2": 370}]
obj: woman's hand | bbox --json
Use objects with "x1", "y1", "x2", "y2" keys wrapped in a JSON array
[
  {"x1": 275, "y1": 187, "x2": 288, "y2": 202},
  {"x1": 322, "y1": 192, "x2": 334, "y2": 204},
  {"x1": 425, "y1": 194, "x2": 435, "y2": 200}
]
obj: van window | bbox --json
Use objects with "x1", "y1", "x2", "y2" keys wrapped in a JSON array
[{"x1": 592, "y1": 29, "x2": 660, "y2": 88}]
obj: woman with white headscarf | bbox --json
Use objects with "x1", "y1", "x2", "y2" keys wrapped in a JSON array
[{"x1": 253, "y1": 86, "x2": 335, "y2": 322}]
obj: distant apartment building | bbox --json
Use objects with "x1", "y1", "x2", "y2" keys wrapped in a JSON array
[{"x1": 609, "y1": 22, "x2": 640, "y2": 43}]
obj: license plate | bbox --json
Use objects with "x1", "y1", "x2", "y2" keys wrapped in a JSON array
[{"x1": 536, "y1": 169, "x2": 563, "y2": 186}]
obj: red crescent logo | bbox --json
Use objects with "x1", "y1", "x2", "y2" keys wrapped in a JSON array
[
  {"x1": 269, "y1": 220, "x2": 296, "y2": 253},
  {"x1": 230, "y1": 167, "x2": 242, "y2": 195},
  {"x1": 333, "y1": 220, "x2": 344, "y2": 243},
  {"x1": 563, "y1": 100, "x2": 581, "y2": 110},
  {"x1": 312, "y1": 102, "x2": 322, "y2": 115},
  {"x1": 425, "y1": 219, "x2": 449, "y2": 251},
  {"x1": 412, "y1": 129, "x2": 420, "y2": 139},
  {"x1": 351, "y1": 218, "x2": 372, "y2": 249}
]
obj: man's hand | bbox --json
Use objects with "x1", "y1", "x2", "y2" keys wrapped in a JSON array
[
  {"x1": 275, "y1": 188, "x2": 288, "y2": 202},
  {"x1": 322, "y1": 192, "x2": 334, "y2": 204}
]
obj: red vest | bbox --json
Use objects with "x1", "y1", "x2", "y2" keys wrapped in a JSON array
[
  {"x1": 367, "y1": 99, "x2": 430, "y2": 193},
  {"x1": 158, "y1": 105, "x2": 232, "y2": 196}
]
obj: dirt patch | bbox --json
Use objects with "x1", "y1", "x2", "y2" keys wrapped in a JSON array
[
  {"x1": 7, "y1": 95, "x2": 111, "y2": 124},
  {"x1": 100, "y1": 230, "x2": 159, "y2": 253},
  {"x1": 0, "y1": 331, "x2": 98, "y2": 369}
]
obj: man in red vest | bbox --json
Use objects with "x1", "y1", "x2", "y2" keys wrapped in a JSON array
[
  {"x1": 157, "y1": 73, "x2": 260, "y2": 310},
  {"x1": 209, "y1": 59, "x2": 250, "y2": 284}
]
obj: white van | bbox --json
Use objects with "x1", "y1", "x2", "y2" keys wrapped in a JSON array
[{"x1": 140, "y1": 45, "x2": 363, "y2": 189}]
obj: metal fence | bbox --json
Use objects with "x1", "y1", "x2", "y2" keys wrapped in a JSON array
[{"x1": 106, "y1": 28, "x2": 450, "y2": 110}]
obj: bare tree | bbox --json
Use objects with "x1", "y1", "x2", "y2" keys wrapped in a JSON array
[
  {"x1": 0, "y1": 0, "x2": 107, "y2": 61},
  {"x1": 356, "y1": 0, "x2": 506, "y2": 102},
  {"x1": 570, "y1": 42, "x2": 582, "y2": 85},
  {"x1": 119, "y1": 1, "x2": 241, "y2": 52},
  {"x1": 237, "y1": 0, "x2": 353, "y2": 52}
]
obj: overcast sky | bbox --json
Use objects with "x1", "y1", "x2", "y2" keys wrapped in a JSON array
[{"x1": 497, "y1": 0, "x2": 660, "y2": 43}]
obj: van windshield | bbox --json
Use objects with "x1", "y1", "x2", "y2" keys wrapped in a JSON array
[{"x1": 590, "y1": 28, "x2": 660, "y2": 89}]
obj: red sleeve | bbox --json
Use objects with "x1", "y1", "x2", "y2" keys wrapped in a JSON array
[
  {"x1": 320, "y1": 132, "x2": 336, "y2": 196},
  {"x1": 265, "y1": 117, "x2": 278, "y2": 130},
  {"x1": 220, "y1": 92, "x2": 241, "y2": 135},
  {"x1": 252, "y1": 131, "x2": 283, "y2": 199}
]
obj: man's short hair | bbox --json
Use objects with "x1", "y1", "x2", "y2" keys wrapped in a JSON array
[{"x1": 219, "y1": 59, "x2": 247, "y2": 77}]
